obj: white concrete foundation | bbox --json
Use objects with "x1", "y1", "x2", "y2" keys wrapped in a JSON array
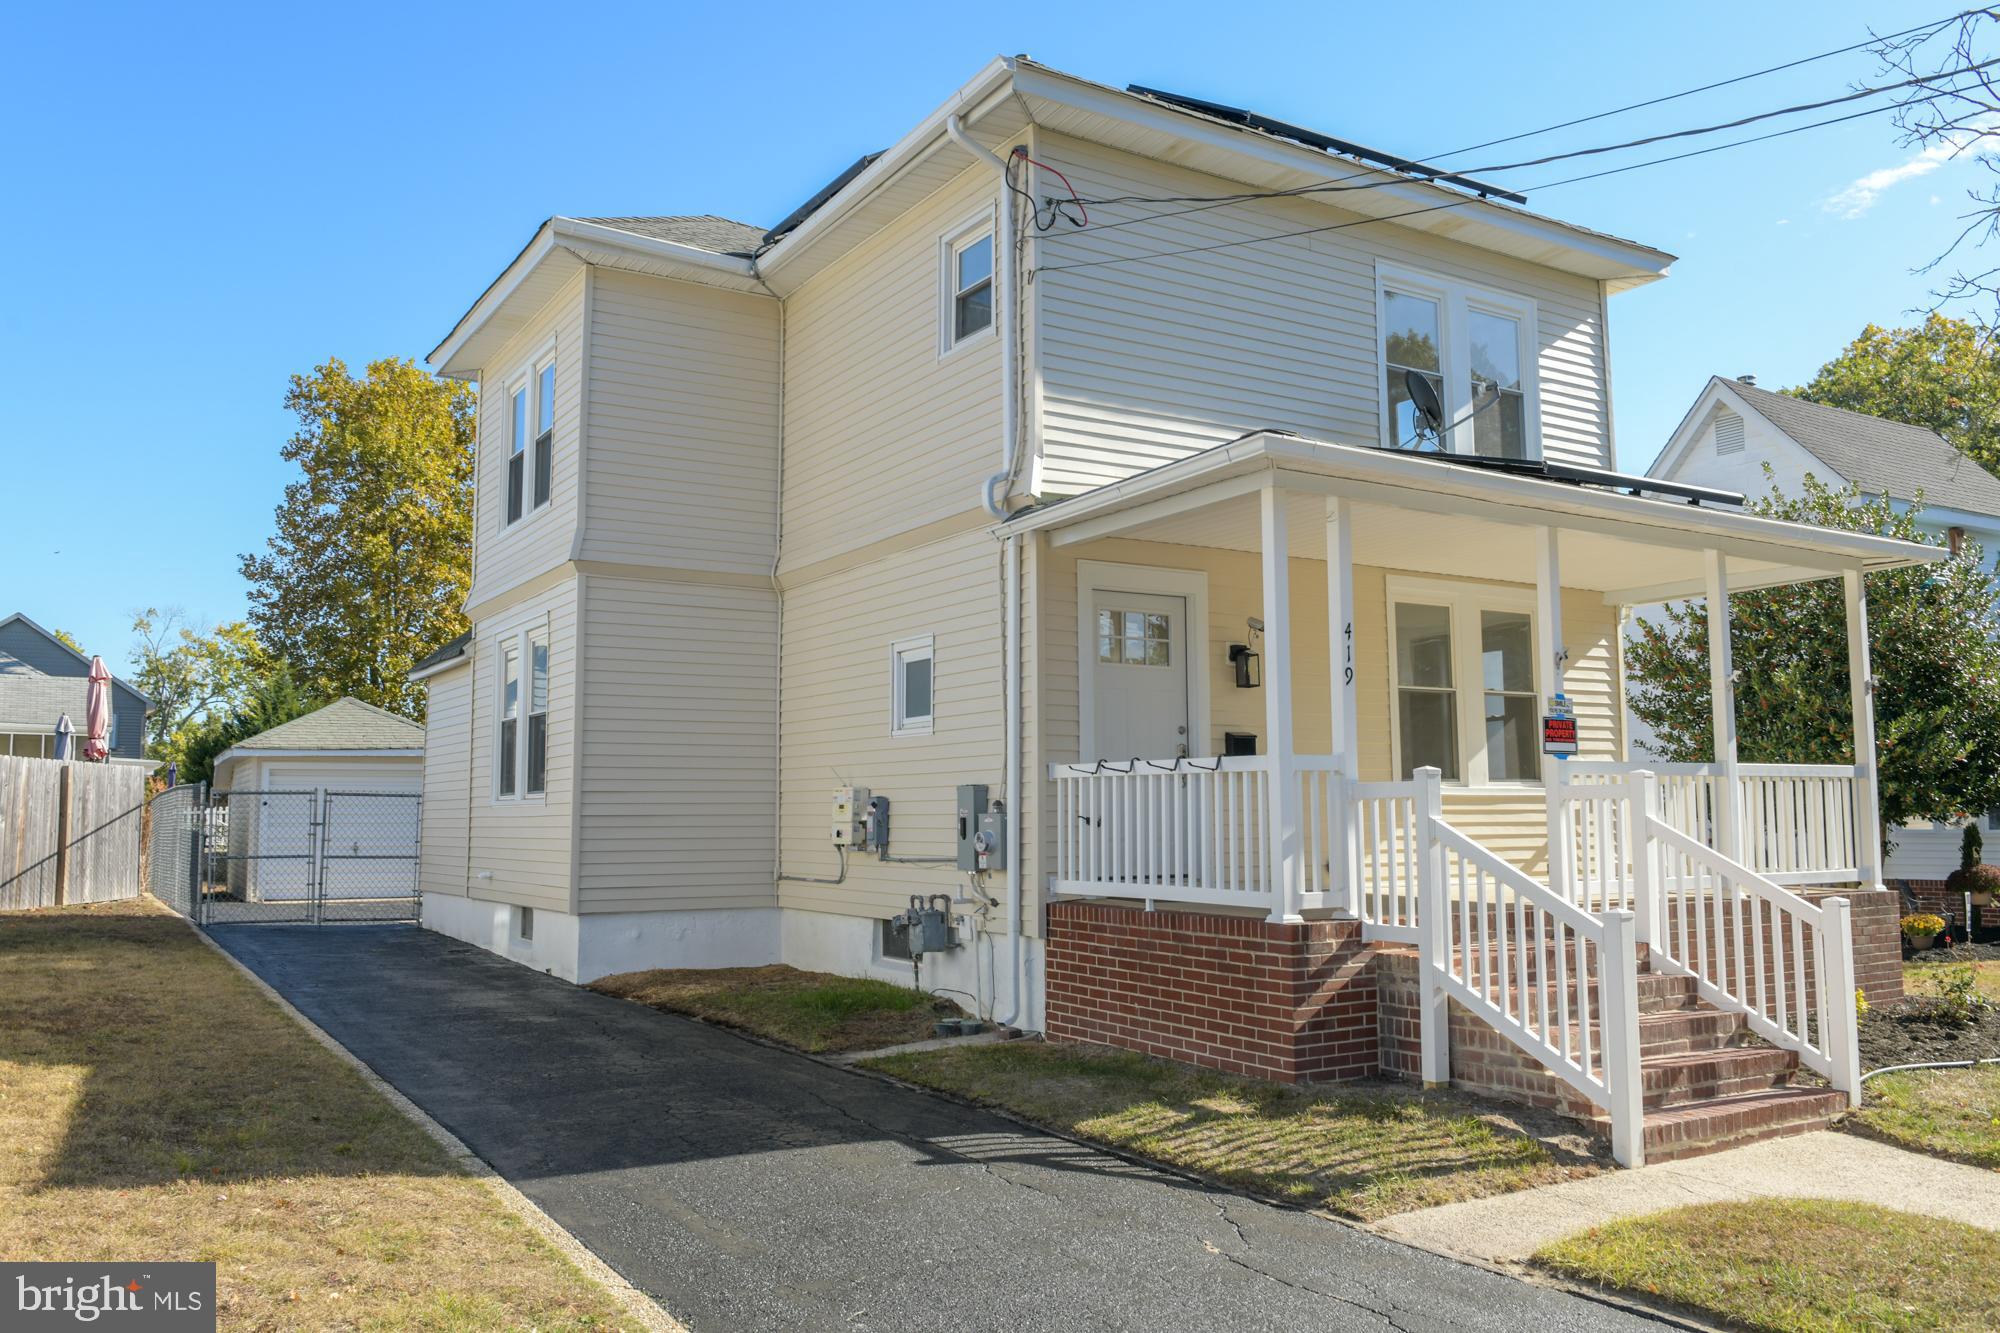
[
  {"x1": 422, "y1": 891, "x2": 581, "y2": 980},
  {"x1": 780, "y1": 906, "x2": 1044, "y2": 1030}
]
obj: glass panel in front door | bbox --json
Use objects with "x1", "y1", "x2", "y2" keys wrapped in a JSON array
[{"x1": 1090, "y1": 590, "x2": 1190, "y2": 761}]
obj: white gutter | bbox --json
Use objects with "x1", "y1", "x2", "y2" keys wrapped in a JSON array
[{"x1": 943, "y1": 111, "x2": 1029, "y2": 1027}]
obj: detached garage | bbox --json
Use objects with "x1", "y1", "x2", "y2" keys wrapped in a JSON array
[{"x1": 211, "y1": 698, "x2": 424, "y2": 909}]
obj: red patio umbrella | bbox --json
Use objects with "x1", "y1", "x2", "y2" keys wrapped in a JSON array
[{"x1": 83, "y1": 656, "x2": 112, "y2": 761}]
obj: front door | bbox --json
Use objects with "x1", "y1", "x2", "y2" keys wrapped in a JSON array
[{"x1": 1089, "y1": 590, "x2": 1192, "y2": 761}]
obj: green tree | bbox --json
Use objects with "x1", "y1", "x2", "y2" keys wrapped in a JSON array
[
  {"x1": 129, "y1": 608, "x2": 272, "y2": 766},
  {"x1": 240, "y1": 357, "x2": 475, "y2": 720},
  {"x1": 50, "y1": 627, "x2": 84, "y2": 655},
  {"x1": 1792, "y1": 315, "x2": 2000, "y2": 473},
  {"x1": 178, "y1": 664, "x2": 320, "y2": 786},
  {"x1": 1628, "y1": 471, "x2": 2000, "y2": 839}
]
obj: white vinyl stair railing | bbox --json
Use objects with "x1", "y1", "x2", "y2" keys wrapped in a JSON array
[
  {"x1": 1629, "y1": 771, "x2": 1862, "y2": 1103},
  {"x1": 1409, "y1": 768, "x2": 1646, "y2": 1167}
]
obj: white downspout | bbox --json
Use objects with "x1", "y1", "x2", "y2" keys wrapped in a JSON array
[{"x1": 944, "y1": 111, "x2": 1028, "y2": 1027}]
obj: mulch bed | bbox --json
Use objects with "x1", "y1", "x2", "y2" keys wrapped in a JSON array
[
  {"x1": 1858, "y1": 1000, "x2": 2000, "y2": 1071},
  {"x1": 1908, "y1": 941, "x2": 2000, "y2": 964}
]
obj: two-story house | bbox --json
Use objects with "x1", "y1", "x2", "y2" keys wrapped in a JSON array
[
  {"x1": 0, "y1": 613, "x2": 150, "y2": 761},
  {"x1": 416, "y1": 58, "x2": 1941, "y2": 1165},
  {"x1": 1646, "y1": 373, "x2": 2000, "y2": 900}
]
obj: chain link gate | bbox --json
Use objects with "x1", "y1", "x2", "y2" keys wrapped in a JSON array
[{"x1": 145, "y1": 785, "x2": 422, "y2": 926}]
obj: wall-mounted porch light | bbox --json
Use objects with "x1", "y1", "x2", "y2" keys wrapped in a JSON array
[{"x1": 1228, "y1": 643, "x2": 1261, "y2": 688}]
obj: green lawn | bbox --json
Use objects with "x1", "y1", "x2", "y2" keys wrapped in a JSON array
[
  {"x1": 860, "y1": 1039, "x2": 1597, "y2": 1220},
  {"x1": 1904, "y1": 957, "x2": 2000, "y2": 1001},
  {"x1": 1850, "y1": 1064, "x2": 2000, "y2": 1168},
  {"x1": 1536, "y1": 1199, "x2": 2000, "y2": 1332},
  {"x1": 590, "y1": 963, "x2": 948, "y2": 1053},
  {"x1": 0, "y1": 901, "x2": 627, "y2": 1330}
]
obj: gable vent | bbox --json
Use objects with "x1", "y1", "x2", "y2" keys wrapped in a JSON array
[{"x1": 1714, "y1": 410, "x2": 1745, "y2": 456}]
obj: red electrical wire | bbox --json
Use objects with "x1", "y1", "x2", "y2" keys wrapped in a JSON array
[{"x1": 1012, "y1": 148, "x2": 1088, "y2": 228}]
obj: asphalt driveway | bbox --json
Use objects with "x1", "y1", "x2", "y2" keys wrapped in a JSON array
[{"x1": 211, "y1": 923, "x2": 1661, "y2": 1332}]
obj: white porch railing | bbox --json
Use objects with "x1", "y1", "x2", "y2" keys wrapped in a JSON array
[
  {"x1": 1561, "y1": 770, "x2": 1862, "y2": 1102},
  {"x1": 1050, "y1": 756, "x2": 1273, "y2": 910},
  {"x1": 1563, "y1": 760, "x2": 1863, "y2": 887}
]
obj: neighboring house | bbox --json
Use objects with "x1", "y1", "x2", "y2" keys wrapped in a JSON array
[
  {"x1": 1644, "y1": 375, "x2": 2000, "y2": 894},
  {"x1": 415, "y1": 57, "x2": 1939, "y2": 1163},
  {"x1": 0, "y1": 612, "x2": 150, "y2": 760},
  {"x1": 211, "y1": 696, "x2": 425, "y2": 902}
]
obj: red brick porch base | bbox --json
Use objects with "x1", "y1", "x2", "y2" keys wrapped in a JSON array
[
  {"x1": 1043, "y1": 901, "x2": 1378, "y2": 1083},
  {"x1": 1834, "y1": 888, "x2": 1903, "y2": 1005}
]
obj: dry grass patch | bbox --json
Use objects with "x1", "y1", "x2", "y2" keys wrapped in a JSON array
[
  {"x1": 1904, "y1": 957, "x2": 2000, "y2": 1001},
  {"x1": 1536, "y1": 1199, "x2": 2000, "y2": 1332},
  {"x1": 1850, "y1": 1064, "x2": 2000, "y2": 1168},
  {"x1": 859, "y1": 1039, "x2": 1599, "y2": 1220},
  {"x1": 0, "y1": 900, "x2": 627, "y2": 1330},
  {"x1": 590, "y1": 963, "x2": 953, "y2": 1053}
]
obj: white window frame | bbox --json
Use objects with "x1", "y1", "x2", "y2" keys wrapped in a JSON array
[
  {"x1": 500, "y1": 336, "x2": 557, "y2": 530},
  {"x1": 1375, "y1": 262, "x2": 1541, "y2": 461},
  {"x1": 492, "y1": 620, "x2": 551, "y2": 802},
  {"x1": 1386, "y1": 576, "x2": 1542, "y2": 790},
  {"x1": 938, "y1": 211, "x2": 997, "y2": 357},
  {"x1": 890, "y1": 634, "x2": 935, "y2": 737}
]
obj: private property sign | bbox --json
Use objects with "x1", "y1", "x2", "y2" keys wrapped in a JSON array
[{"x1": 1542, "y1": 695, "x2": 1578, "y2": 757}]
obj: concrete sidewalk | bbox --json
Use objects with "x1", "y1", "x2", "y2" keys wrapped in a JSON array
[{"x1": 1377, "y1": 1130, "x2": 2000, "y2": 1264}]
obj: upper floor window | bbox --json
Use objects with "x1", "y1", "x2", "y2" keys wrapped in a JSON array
[
  {"x1": 504, "y1": 352, "x2": 556, "y2": 526},
  {"x1": 1377, "y1": 264, "x2": 1538, "y2": 461},
  {"x1": 495, "y1": 624, "x2": 551, "y2": 798},
  {"x1": 941, "y1": 219, "x2": 995, "y2": 352}
]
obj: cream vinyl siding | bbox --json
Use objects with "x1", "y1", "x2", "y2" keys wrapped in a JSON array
[
  {"x1": 467, "y1": 272, "x2": 585, "y2": 606},
  {"x1": 465, "y1": 580, "x2": 578, "y2": 911},
  {"x1": 779, "y1": 161, "x2": 1003, "y2": 574},
  {"x1": 576, "y1": 573, "x2": 779, "y2": 913},
  {"x1": 581, "y1": 270, "x2": 782, "y2": 576},
  {"x1": 418, "y1": 664, "x2": 472, "y2": 898},
  {"x1": 778, "y1": 529, "x2": 1005, "y2": 922},
  {"x1": 1035, "y1": 537, "x2": 1621, "y2": 883},
  {"x1": 1029, "y1": 132, "x2": 1610, "y2": 492}
]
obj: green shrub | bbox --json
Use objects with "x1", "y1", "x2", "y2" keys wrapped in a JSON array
[{"x1": 1922, "y1": 964, "x2": 1992, "y2": 1025}]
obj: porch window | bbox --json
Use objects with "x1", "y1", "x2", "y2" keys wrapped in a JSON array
[
  {"x1": 1391, "y1": 581, "x2": 1541, "y2": 785},
  {"x1": 1377, "y1": 263, "x2": 1539, "y2": 461},
  {"x1": 891, "y1": 635, "x2": 934, "y2": 737}
]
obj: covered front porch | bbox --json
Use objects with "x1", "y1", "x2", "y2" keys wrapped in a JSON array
[
  {"x1": 1007, "y1": 432, "x2": 1939, "y2": 1163},
  {"x1": 1013, "y1": 432, "x2": 1924, "y2": 928}
]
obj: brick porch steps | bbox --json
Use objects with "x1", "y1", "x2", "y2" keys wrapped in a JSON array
[{"x1": 1596, "y1": 1086, "x2": 1851, "y2": 1163}]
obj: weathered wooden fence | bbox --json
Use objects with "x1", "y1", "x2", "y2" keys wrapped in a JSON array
[{"x1": 0, "y1": 756, "x2": 148, "y2": 909}]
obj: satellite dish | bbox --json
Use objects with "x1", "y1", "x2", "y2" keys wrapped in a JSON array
[{"x1": 1403, "y1": 369, "x2": 1445, "y2": 449}]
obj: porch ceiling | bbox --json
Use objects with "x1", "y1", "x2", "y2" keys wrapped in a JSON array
[{"x1": 1004, "y1": 433, "x2": 1944, "y2": 604}]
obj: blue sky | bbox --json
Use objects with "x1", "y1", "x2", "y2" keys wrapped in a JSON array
[{"x1": 3, "y1": 0, "x2": 1984, "y2": 671}]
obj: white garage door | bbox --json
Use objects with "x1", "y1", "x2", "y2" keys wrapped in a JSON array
[{"x1": 262, "y1": 764, "x2": 421, "y2": 902}]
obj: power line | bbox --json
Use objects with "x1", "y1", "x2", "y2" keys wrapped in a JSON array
[
  {"x1": 1419, "y1": 6, "x2": 1975, "y2": 161},
  {"x1": 1027, "y1": 84, "x2": 1970, "y2": 280},
  {"x1": 1033, "y1": 57, "x2": 1994, "y2": 251}
]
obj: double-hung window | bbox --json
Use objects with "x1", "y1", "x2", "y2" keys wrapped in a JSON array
[
  {"x1": 942, "y1": 220, "x2": 995, "y2": 351},
  {"x1": 495, "y1": 624, "x2": 551, "y2": 799},
  {"x1": 891, "y1": 635, "x2": 935, "y2": 737},
  {"x1": 503, "y1": 353, "x2": 555, "y2": 526},
  {"x1": 1377, "y1": 263, "x2": 1538, "y2": 461},
  {"x1": 1389, "y1": 579, "x2": 1542, "y2": 786}
]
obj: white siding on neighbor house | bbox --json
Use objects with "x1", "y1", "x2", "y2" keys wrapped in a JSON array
[
  {"x1": 1888, "y1": 818, "x2": 1987, "y2": 882},
  {"x1": 581, "y1": 270, "x2": 782, "y2": 576},
  {"x1": 464, "y1": 579, "x2": 579, "y2": 912},
  {"x1": 1028, "y1": 131, "x2": 1612, "y2": 494},
  {"x1": 779, "y1": 160, "x2": 1003, "y2": 575},
  {"x1": 576, "y1": 573, "x2": 779, "y2": 913},
  {"x1": 777, "y1": 528, "x2": 1006, "y2": 925},
  {"x1": 1034, "y1": 536, "x2": 1623, "y2": 884},
  {"x1": 467, "y1": 271, "x2": 586, "y2": 608},
  {"x1": 1656, "y1": 393, "x2": 1825, "y2": 500},
  {"x1": 419, "y1": 664, "x2": 472, "y2": 898}
]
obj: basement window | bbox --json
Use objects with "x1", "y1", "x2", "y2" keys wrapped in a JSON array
[
  {"x1": 517, "y1": 905, "x2": 534, "y2": 941},
  {"x1": 879, "y1": 917, "x2": 912, "y2": 962}
]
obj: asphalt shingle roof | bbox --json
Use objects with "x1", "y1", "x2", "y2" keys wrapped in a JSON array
[
  {"x1": 412, "y1": 632, "x2": 469, "y2": 674},
  {"x1": 231, "y1": 697, "x2": 424, "y2": 752},
  {"x1": 1724, "y1": 377, "x2": 2000, "y2": 519},
  {"x1": 577, "y1": 215, "x2": 768, "y2": 257}
]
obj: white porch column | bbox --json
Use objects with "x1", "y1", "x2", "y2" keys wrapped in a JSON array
[
  {"x1": 1706, "y1": 549, "x2": 1743, "y2": 862},
  {"x1": 1536, "y1": 527, "x2": 1569, "y2": 895},
  {"x1": 1844, "y1": 569, "x2": 1885, "y2": 890},
  {"x1": 1261, "y1": 483, "x2": 1303, "y2": 922}
]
